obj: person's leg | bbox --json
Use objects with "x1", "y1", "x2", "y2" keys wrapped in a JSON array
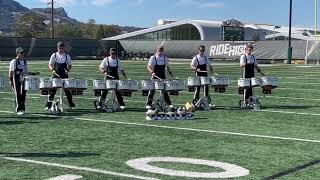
[
  {"x1": 21, "y1": 89, "x2": 27, "y2": 111},
  {"x1": 47, "y1": 89, "x2": 57, "y2": 109},
  {"x1": 64, "y1": 90, "x2": 75, "y2": 107},
  {"x1": 245, "y1": 87, "x2": 253, "y2": 101},
  {"x1": 146, "y1": 90, "x2": 155, "y2": 106},
  {"x1": 193, "y1": 86, "x2": 201, "y2": 102},
  {"x1": 116, "y1": 91, "x2": 125, "y2": 106},
  {"x1": 15, "y1": 82, "x2": 22, "y2": 112},
  {"x1": 163, "y1": 91, "x2": 172, "y2": 105},
  {"x1": 205, "y1": 85, "x2": 211, "y2": 104}
]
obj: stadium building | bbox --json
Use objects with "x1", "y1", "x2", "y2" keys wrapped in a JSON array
[{"x1": 104, "y1": 19, "x2": 316, "y2": 41}]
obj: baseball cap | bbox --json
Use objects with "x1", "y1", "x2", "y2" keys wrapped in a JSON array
[
  {"x1": 57, "y1": 41, "x2": 65, "y2": 48},
  {"x1": 110, "y1": 48, "x2": 117, "y2": 52},
  {"x1": 16, "y1": 47, "x2": 25, "y2": 54}
]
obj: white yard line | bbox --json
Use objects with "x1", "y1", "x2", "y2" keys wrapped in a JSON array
[
  {"x1": 1, "y1": 110, "x2": 319, "y2": 143},
  {"x1": 0, "y1": 156, "x2": 158, "y2": 180}
]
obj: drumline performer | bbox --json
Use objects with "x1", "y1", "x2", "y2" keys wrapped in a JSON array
[
  {"x1": 98, "y1": 48, "x2": 127, "y2": 110},
  {"x1": 45, "y1": 42, "x2": 75, "y2": 110},
  {"x1": 9, "y1": 47, "x2": 28, "y2": 115},
  {"x1": 146, "y1": 45, "x2": 174, "y2": 109},
  {"x1": 240, "y1": 43, "x2": 265, "y2": 102},
  {"x1": 190, "y1": 45, "x2": 214, "y2": 107}
]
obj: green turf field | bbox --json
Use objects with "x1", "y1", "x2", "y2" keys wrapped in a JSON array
[{"x1": 0, "y1": 60, "x2": 320, "y2": 179}]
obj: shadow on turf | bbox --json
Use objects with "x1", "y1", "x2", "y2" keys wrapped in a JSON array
[
  {"x1": 261, "y1": 105, "x2": 317, "y2": 110},
  {"x1": 0, "y1": 121, "x2": 41, "y2": 125},
  {"x1": 0, "y1": 152, "x2": 100, "y2": 158},
  {"x1": 262, "y1": 159, "x2": 320, "y2": 179}
]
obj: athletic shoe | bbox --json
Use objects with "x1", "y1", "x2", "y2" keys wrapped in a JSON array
[
  {"x1": 17, "y1": 111, "x2": 24, "y2": 115},
  {"x1": 209, "y1": 104, "x2": 216, "y2": 108},
  {"x1": 145, "y1": 105, "x2": 151, "y2": 109},
  {"x1": 169, "y1": 105, "x2": 174, "y2": 108},
  {"x1": 44, "y1": 107, "x2": 49, "y2": 111},
  {"x1": 120, "y1": 106, "x2": 125, "y2": 110}
]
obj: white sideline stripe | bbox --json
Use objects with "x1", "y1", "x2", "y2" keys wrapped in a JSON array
[
  {"x1": 0, "y1": 156, "x2": 158, "y2": 180},
  {"x1": 1, "y1": 110, "x2": 320, "y2": 144},
  {"x1": 74, "y1": 117, "x2": 320, "y2": 143},
  {"x1": 46, "y1": 174, "x2": 83, "y2": 180},
  {"x1": 259, "y1": 109, "x2": 320, "y2": 116}
]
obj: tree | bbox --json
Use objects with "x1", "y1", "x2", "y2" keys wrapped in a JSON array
[
  {"x1": 104, "y1": 25, "x2": 121, "y2": 38},
  {"x1": 94, "y1": 24, "x2": 105, "y2": 39},
  {"x1": 83, "y1": 18, "x2": 97, "y2": 38},
  {"x1": 15, "y1": 12, "x2": 47, "y2": 37},
  {"x1": 55, "y1": 24, "x2": 83, "y2": 38}
]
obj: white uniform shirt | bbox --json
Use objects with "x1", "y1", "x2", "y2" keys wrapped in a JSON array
[
  {"x1": 191, "y1": 55, "x2": 211, "y2": 67},
  {"x1": 240, "y1": 54, "x2": 257, "y2": 65},
  {"x1": 9, "y1": 58, "x2": 28, "y2": 74},
  {"x1": 148, "y1": 54, "x2": 169, "y2": 67},
  {"x1": 99, "y1": 56, "x2": 123, "y2": 71},
  {"x1": 49, "y1": 52, "x2": 72, "y2": 65}
]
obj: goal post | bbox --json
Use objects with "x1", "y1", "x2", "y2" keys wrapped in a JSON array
[{"x1": 305, "y1": 39, "x2": 320, "y2": 66}]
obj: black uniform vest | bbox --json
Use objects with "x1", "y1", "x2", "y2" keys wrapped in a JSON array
[
  {"x1": 243, "y1": 54, "x2": 255, "y2": 78},
  {"x1": 53, "y1": 52, "x2": 68, "y2": 79},
  {"x1": 106, "y1": 58, "x2": 120, "y2": 80},
  {"x1": 195, "y1": 55, "x2": 208, "y2": 77},
  {"x1": 153, "y1": 55, "x2": 166, "y2": 79}
]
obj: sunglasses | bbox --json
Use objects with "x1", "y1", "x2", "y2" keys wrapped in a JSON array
[
  {"x1": 158, "y1": 49, "x2": 164, "y2": 52},
  {"x1": 199, "y1": 50, "x2": 205, "y2": 52},
  {"x1": 18, "y1": 51, "x2": 25, "y2": 54},
  {"x1": 110, "y1": 52, "x2": 117, "y2": 55}
]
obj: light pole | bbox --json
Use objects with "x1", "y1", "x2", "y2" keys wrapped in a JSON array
[
  {"x1": 316, "y1": 0, "x2": 318, "y2": 36},
  {"x1": 48, "y1": 0, "x2": 55, "y2": 38},
  {"x1": 287, "y1": 0, "x2": 292, "y2": 64}
]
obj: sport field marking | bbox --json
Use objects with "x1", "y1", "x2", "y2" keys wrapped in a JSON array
[
  {"x1": 46, "y1": 174, "x2": 83, "y2": 180},
  {"x1": 0, "y1": 156, "x2": 158, "y2": 180},
  {"x1": 1, "y1": 110, "x2": 320, "y2": 143}
]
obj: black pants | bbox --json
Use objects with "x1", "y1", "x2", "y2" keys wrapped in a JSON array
[
  {"x1": 194, "y1": 85, "x2": 211, "y2": 103},
  {"x1": 245, "y1": 87, "x2": 253, "y2": 100},
  {"x1": 146, "y1": 90, "x2": 171, "y2": 106},
  {"x1": 100, "y1": 90, "x2": 125, "y2": 106},
  {"x1": 47, "y1": 88, "x2": 74, "y2": 108},
  {"x1": 13, "y1": 81, "x2": 26, "y2": 112}
]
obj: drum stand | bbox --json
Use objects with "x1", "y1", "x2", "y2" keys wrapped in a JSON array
[
  {"x1": 194, "y1": 85, "x2": 211, "y2": 111},
  {"x1": 239, "y1": 84, "x2": 261, "y2": 111},
  {"x1": 151, "y1": 89, "x2": 168, "y2": 112},
  {"x1": 94, "y1": 89, "x2": 121, "y2": 113}
]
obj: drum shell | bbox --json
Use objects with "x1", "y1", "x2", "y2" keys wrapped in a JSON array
[
  {"x1": 200, "y1": 77, "x2": 211, "y2": 86},
  {"x1": 24, "y1": 76, "x2": 40, "y2": 91},
  {"x1": 187, "y1": 77, "x2": 200, "y2": 87},
  {"x1": 251, "y1": 78, "x2": 261, "y2": 87},
  {"x1": 106, "y1": 80, "x2": 116, "y2": 90},
  {"x1": 64, "y1": 79, "x2": 77, "y2": 89},
  {"x1": 93, "y1": 80, "x2": 106, "y2": 90},
  {"x1": 165, "y1": 80, "x2": 177, "y2": 91},
  {"x1": 40, "y1": 78, "x2": 52, "y2": 89},
  {"x1": 261, "y1": 77, "x2": 273, "y2": 87},
  {"x1": 238, "y1": 78, "x2": 251, "y2": 88},
  {"x1": 52, "y1": 78, "x2": 63, "y2": 88},
  {"x1": 117, "y1": 80, "x2": 130, "y2": 90},
  {"x1": 76, "y1": 79, "x2": 88, "y2": 90},
  {"x1": 154, "y1": 80, "x2": 165, "y2": 90},
  {"x1": 128, "y1": 80, "x2": 139, "y2": 91},
  {"x1": 141, "y1": 80, "x2": 155, "y2": 91}
]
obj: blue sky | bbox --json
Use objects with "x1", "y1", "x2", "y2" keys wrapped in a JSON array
[{"x1": 17, "y1": 0, "x2": 315, "y2": 28}]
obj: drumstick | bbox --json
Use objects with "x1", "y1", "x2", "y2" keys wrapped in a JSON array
[
  {"x1": 53, "y1": 71, "x2": 60, "y2": 78},
  {"x1": 198, "y1": 70, "x2": 208, "y2": 73},
  {"x1": 153, "y1": 74, "x2": 162, "y2": 80},
  {"x1": 106, "y1": 75, "x2": 115, "y2": 79}
]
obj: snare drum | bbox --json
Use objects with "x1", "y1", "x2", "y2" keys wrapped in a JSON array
[
  {"x1": 238, "y1": 78, "x2": 251, "y2": 88},
  {"x1": 154, "y1": 80, "x2": 165, "y2": 90},
  {"x1": 141, "y1": 80, "x2": 155, "y2": 91},
  {"x1": 211, "y1": 76, "x2": 221, "y2": 87},
  {"x1": 261, "y1": 77, "x2": 278, "y2": 89},
  {"x1": 173, "y1": 80, "x2": 185, "y2": 91},
  {"x1": 187, "y1": 77, "x2": 200, "y2": 87},
  {"x1": 64, "y1": 79, "x2": 77, "y2": 89},
  {"x1": 128, "y1": 80, "x2": 139, "y2": 91},
  {"x1": 106, "y1": 80, "x2": 116, "y2": 90},
  {"x1": 52, "y1": 78, "x2": 63, "y2": 88},
  {"x1": 200, "y1": 77, "x2": 211, "y2": 86},
  {"x1": 40, "y1": 78, "x2": 52, "y2": 89},
  {"x1": 251, "y1": 78, "x2": 261, "y2": 87},
  {"x1": 76, "y1": 79, "x2": 88, "y2": 90},
  {"x1": 117, "y1": 80, "x2": 130, "y2": 91},
  {"x1": 24, "y1": 76, "x2": 40, "y2": 91},
  {"x1": 93, "y1": 80, "x2": 106, "y2": 90}
]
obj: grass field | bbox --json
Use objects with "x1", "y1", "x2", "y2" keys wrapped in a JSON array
[{"x1": 0, "y1": 60, "x2": 320, "y2": 179}]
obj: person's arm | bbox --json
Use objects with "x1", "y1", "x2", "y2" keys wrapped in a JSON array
[
  {"x1": 165, "y1": 57, "x2": 173, "y2": 76},
  {"x1": 8, "y1": 60, "x2": 14, "y2": 85},
  {"x1": 48, "y1": 54, "x2": 55, "y2": 72},
  {"x1": 240, "y1": 55, "x2": 246, "y2": 68},
  {"x1": 147, "y1": 57, "x2": 155, "y2": 76},
  {"x1": 255, "y1": 64, "x2": 265, "y2": 76},
  {"x1": 99, "y1": 59, "x2": 107, "y2": 74},
  {"x1": 118, "y1": 60, "x2": 127, "y2": 78},
  {"x1": 66, "y1": 54, "x2": 72, "y2": 73},
  {"x1": 190, "y1": 57, "x2": 197, "y2": 71}
]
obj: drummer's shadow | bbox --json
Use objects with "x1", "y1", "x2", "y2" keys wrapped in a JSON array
[{"x1": 261, "y1": 105, "x2": 317, "y2": 110}]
